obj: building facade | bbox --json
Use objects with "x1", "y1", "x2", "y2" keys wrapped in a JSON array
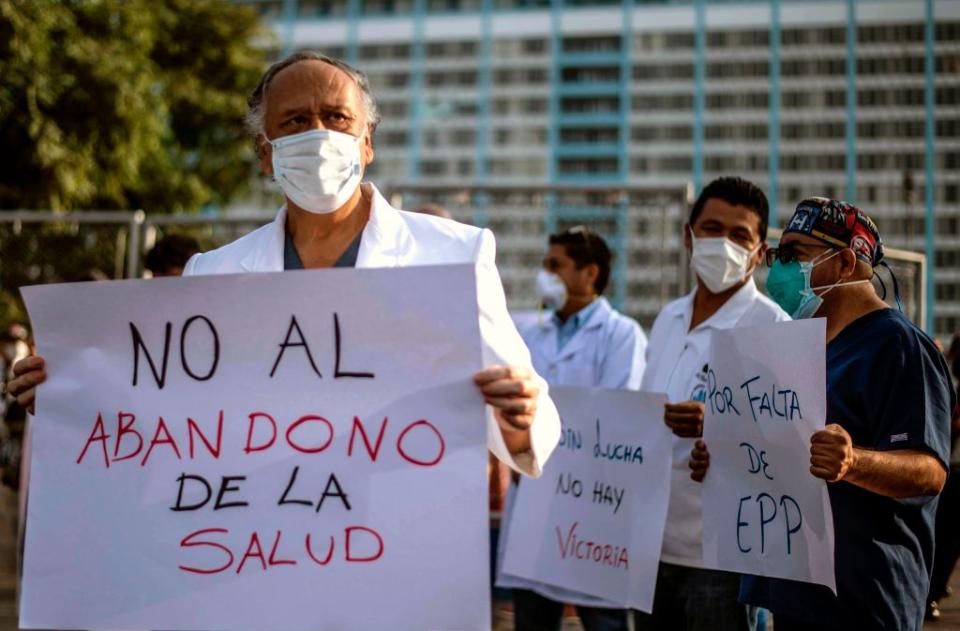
[{"x1": 239, "y1": 0, "x2": 959, "y2": 335}]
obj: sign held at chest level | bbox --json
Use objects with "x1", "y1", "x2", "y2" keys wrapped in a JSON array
[{"x1": 20, "y1": 265, "x2": 490, "y2": 631}]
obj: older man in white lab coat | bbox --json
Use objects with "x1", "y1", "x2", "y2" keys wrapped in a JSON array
[
  {"x1": 8, "y1": 52, "x2": 560, "y2": 479},
  {"x1": 503, "y1": 226, "x2": 646, "y2": 631}
]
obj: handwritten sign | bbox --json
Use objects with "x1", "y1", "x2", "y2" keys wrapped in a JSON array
[
  {"x1": 498, "y1": 387, "x2": 671, "y2": 611},
  {"x1": 20, "y1": 265, "x2": 490, "y2": 631},
  {"x1": 701, "y1": 319, "x2": 835, "y2": 591}
]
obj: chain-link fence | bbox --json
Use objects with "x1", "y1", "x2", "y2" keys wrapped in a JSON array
[{"x1": 0, "y1": 189, "x2": 927, "y2": 335}]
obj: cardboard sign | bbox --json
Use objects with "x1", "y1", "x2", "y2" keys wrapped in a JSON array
[
  {"x1": 701, "y1": 319, "x2": 836, "y2": 591},
  {"x1": 21, "y1": 265, "x2": 491, "y2": 630},
  {"x1": 498, "y1": 387, "x2": 671, "y2": 611}
]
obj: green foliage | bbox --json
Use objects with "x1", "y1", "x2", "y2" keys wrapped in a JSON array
[{"x1": 0, "y1": 0, "x2": 270, "y2": 212}]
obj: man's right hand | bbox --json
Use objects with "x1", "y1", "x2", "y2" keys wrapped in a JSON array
[
  {"x1": 7, "y1": 356, "x2": 46, "y2": 414},
  {"x1": 664, "y1": 400, "x2": 705, "y2": 438},
  {"x1": 689, "y1": 439, "x2": 710, "y2": 482}
]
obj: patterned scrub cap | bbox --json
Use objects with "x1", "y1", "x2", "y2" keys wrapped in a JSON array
[{"x1": 783, "y1": 197, "x2": 884, "y2": 267}]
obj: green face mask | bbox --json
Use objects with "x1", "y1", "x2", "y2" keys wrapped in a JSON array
[
  {"x1": 766, "y1": 248, "x2": 871, "y2": 319},
  {"x1": 766, "y1": 259, "x2": 819, "y2": 318}
]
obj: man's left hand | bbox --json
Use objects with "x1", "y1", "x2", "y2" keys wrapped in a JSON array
[
  {"x1": 810, "y1": 423, "x2": 857, "y2": 482},
  {"x1": 474, "y1": 365, "x2": 538, "y2": 434}
]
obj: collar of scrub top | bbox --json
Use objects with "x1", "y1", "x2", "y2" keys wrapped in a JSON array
[
  {"x1": 672, "y1": 277, "x2": 761, "y2": 333},
  {"x1": 238, "y1": 182, "x2": 416, "y2": 273}
]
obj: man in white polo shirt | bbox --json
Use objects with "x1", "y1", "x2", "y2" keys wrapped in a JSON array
[{"x1": 634, "y1": 177, "x2": 788, "y2": 631}]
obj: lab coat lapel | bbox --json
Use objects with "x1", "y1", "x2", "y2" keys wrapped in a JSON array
[
  {"x1": 240, "y1": 206, "x2": 286, "y2": 272},
  {"x1": 355, "y1": 184, "x2": 415, "y2": 269},
  {"x1": 556, "y1": 298, "x2": 610, "y2": 361}
]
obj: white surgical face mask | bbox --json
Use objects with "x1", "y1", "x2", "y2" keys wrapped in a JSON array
[
  {"x1": 270, "y1": 129, "x2": 364, "y2": 214},
  {"x1": 536, "y1": 270, "x2": 568, "y2": 311},
  {"x1": 689, "y1": 231, "x2": 760, "y2": 294}
]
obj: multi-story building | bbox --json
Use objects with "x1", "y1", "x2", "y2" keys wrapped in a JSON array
[{"x1": 238, "y1": 0, "x2": 959, "y2": 336}]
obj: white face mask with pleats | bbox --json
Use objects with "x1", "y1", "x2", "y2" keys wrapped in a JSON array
[
  {"x1": 536, "y1": 270, "x2": 568, "y2": 311},
  {"x1": 269, "y1": 129, "x2": 364, "y2": 214},
  {"x1": 689, "y1": 232, "x2": 760, "y2": 294}
]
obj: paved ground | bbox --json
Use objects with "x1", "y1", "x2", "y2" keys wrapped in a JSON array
[
  {"x1": 0, "y1": 483, "x2": 954, "y2": 631},
  {"x1": 492, "y1": 571, "x2": 960, "y2": 630}
]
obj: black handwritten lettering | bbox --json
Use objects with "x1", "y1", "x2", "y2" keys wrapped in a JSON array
[
  {"x1": 278, "y1": 465, "x2": 313, "y2": 507},
  {"x1": 739, "y1": 442, "x2": 774, "y2": 480},
  {"x1": 780, "y1": 495, "x2": 802, "y2": 555},
  {"x1": 555, "y1": 472, "x2": 583, "y2": 497},
  {"x1": 334, "y1": 313, "x2": 374, "y2": 379},
  {"x1": 179, "y1": 315, "x2": 220, "y2": 381},
  {"x1": 592, "y1": 419, "x2": 643, "y2": 464},
  {"x1": 316, "y1": 473, "x2": 351, "y2": 512},
  {"x1": 214, "y1": 476, "x2": 248, "y2": 510},
  {"x1": 130, "y1": 321, "x2": 172, "y2": 388},
  {"x1": 270, "y1": 315, "x2": 322, "y2": 379},
  {"x1": 171, "y1": 473, "x2": 213, "y2": 512}
]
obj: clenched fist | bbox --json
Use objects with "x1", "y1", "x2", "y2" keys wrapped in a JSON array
[{"x1": 809, "y1": 423, "x2": 857, "y2": 482}]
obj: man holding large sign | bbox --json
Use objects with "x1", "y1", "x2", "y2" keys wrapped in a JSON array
[
  {"x1": 692, "y1": 199, "x2": 953, "y2": 630},
  {"x1": 9, "y1": 51, "x2": 561, "y2": 629},
  {"x1": 635, "y1": 177, "x2": 788, "y2": 631},
  {"x1": 9, "y1": 51, "x2": 560, "y2": 477}
]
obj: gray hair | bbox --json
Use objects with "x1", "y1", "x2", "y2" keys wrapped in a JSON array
[{"x1": 244, "y1": 51, "x2": 381, "y2": 140}]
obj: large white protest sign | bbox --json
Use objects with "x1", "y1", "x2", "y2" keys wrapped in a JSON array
[
  {"x1": 21, "y1": 265, "x2": 490, "y2": 631},
  {"x1": 701, "y1": 318, "x2": 835, "y2": 591},
  {"x1": 498, "y1": 387, "x2": 671, "y2": 611}
]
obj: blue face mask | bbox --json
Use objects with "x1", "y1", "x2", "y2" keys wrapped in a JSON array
[{"x1": 766, "y1": 249, "x2": 872, "y2": 319}]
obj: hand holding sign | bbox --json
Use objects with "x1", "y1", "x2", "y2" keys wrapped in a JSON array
[
  {"x1": 809, "y1": 423, "x2": 856, "y2": 482},
  {"x1": 689, "y1": 439, "x2": 710, "y2": 482},
  {"x1": 664, "y1": 401, "x2": 705, "y2": 438},
  {"x1": 7, "y1": 355, "x2": 45, "y2": 413},
  {"x1": 474, "y1": 365, "x2": 538, "y2": 428}
]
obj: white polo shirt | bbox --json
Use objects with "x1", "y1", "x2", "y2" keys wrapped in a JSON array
[{"x1": 642, "y1": 278, "x2": 789, "y2": 568}]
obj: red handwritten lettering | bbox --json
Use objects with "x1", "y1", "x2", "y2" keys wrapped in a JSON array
[
  {"x1": 178, "y1": 527, "x2": 233, "y2": 574},
  {"x1": 140, "y1": 416, "x2": 182, "y2": 466},
  {"x1": 396, "y1": 419, "x2": 445, "y2": 467},
  {"x1": 113, "y1": 412, "x2": 142, "y2": 462},
  {"x1": 76, "y1": 413, "x2": 111, "y2": 468},
  {"x1": 187, "y1": 411, "x2": 223, "y2": 459},
  {"x1": 244, "y1": 412, "x2": 277, "y2": 454},
  {"x1": 285, "y1": 415, "x2": 334, "y2": 454},
  {"x1": 348, "y1": 416, "x2": 388, "y2": 462}
]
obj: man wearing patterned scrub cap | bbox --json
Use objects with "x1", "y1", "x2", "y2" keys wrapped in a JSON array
[{"x1": 691, "y1": 197, "x2": 954, "y2": 630}]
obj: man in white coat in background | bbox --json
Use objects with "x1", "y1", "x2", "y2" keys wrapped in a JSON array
[
  {"x1": 500, "y1": 226, "x2": 646, "y2": 631},
  {"x1": 634, "y1": 177, "x2": 788, "y2": 631},
  {"x1": 8, "y1": 51, "x2": 561, "y2": 479}
]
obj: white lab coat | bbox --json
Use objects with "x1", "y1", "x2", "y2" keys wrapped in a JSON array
[
  {"x1": 183, "y1": 183, "x2": 560, "y2": 477},
  {"x1": 519, "y1": 297, "x2": 647, "y2": 390}
]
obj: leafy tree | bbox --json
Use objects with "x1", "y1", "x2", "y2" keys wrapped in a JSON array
[
  {"x1": 0, "y1": 0, "x2": 270, "y2": 212},
  {"x1": 0, "y1": 0, "x2": 272, "y2": 328}
]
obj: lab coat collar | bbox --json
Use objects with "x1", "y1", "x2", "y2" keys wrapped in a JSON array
[
  {"x1": 673, "y1": 277, "x2": 761, "y2": 332},
  {"x1": 537, "y1": 297, "x2": 612, "y2": 360},
  {"x1": 239, "y1": 183, "x2": 412, "y2": 272}
]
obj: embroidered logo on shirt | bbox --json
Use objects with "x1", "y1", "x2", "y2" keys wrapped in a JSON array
[
  {"x1": 689, "y1": 364, "x2": 709, "y2": 403},
  {"x1": 890, "y1": 432, "x2": 909, "y2": 443}
]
